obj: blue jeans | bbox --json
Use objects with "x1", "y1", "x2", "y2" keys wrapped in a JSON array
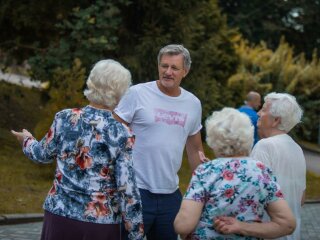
[{"x1": 122, "y1": 188, "x2": 182, "y2": 240}]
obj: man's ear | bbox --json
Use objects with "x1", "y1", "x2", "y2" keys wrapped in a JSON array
[{"x1": 183, "y1": 69, "x2": 189, "y2": 78}]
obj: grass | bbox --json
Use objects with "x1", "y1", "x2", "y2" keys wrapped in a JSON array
[
  {"x1": 0, "y1": 129, "x2": 54, "y2": 214},
  {"x1": 0, "y1": 82, "x2": 54, "y2": 214},
  {"x1": 178, "y1": 143, "x2": 215, "y2": 193},
  {"x1": 306, "y1": 171, "x2": 320, "y2": 201}
]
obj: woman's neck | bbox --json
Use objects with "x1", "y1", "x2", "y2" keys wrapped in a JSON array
[{"x1": 89, "y1": 102, "x2": 112, "y2": 111}]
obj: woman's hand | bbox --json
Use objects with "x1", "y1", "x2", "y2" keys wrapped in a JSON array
[
  {"x1": 198, "y1": 151, "x2": 209, "y2": 163},
  {"x1": 214, "y1": 216, "x2": 242, "y2": 235},
  {"x1": 11, "y1": 129, "x2": 33, "y2": 145}
]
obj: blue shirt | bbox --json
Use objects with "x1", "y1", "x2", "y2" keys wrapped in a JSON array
[
  {"x1": 22, "y1": 106, "x2": 144, "y2": 239},
  {"x1": 238, "y1": 105, "x2": 259, "y2": 145}
]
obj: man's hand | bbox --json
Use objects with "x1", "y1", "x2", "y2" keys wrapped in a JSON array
[{"x1": 198, "y1": 151, "x2": 209, "y2": 163}]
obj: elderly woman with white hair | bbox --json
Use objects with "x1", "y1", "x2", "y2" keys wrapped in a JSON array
[
  {"x1": 174, "y1": 107, "x2": 296, "y2": 239},
  {"x1": 251, "y1": 92, "x2": 306, "y2": 240},
  {"x1": 11, "y1": 60, "x2": 144, "y2": 240}
]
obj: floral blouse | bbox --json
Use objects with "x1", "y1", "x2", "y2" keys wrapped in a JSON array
[
  {"x1": 22, "y1": 106, "x2": 144, "y2": 239},
  {"x1": 184, "y1": 157, "x2": 284, "y2": 240}
]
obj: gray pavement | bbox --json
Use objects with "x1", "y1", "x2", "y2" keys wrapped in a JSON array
[
  {"x1": 301, "y1": 203, "x2": 320, "y2": 240},
  {"x1": 0, "y1": 221, "x2": 42, "y2": 240}
]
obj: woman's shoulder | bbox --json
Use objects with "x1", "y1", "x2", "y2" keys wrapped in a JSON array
[
  {"x1": 211, "y1": 157, "x2": 265, "y2": 172},
  {"x1": 106, "y1": 117, "x2": 132, "y2": 139},
  {"x1": 55, "y1": 107, "x2": 83, "y2": 117}
]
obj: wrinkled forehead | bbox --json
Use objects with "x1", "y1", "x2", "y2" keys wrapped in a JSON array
[
  {"x1": 160, "y1": 52, "x2": 184, "y2": 60},
  {"x1": 159, "y1": 54, "x2": 184, "y2": 65}
]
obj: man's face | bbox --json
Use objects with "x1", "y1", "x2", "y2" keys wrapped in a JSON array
[
  {"x1": 157, "y1": 54, "x2": 188, "y2": 96},
  {"x1": 253, "y1": 95, "x2": 262, "y2": 110},
  {"x1": 257, "y1": 101, "x2": 277, "y2": 137}
]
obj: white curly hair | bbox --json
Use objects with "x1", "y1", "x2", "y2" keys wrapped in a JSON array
[
  {"x1": 84, "y1": 59, "x2": 132, "y2": 109},
  {"x1": 205, "y1": 107, "x2": 254, "y2": 157},
  {"x1": 264, "y1": 92, "x2": 303, "y2": 133}
]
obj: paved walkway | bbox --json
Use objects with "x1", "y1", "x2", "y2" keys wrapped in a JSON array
[
  {"x1": 301, "y1": 203, "x2": 320, "y2": 239},
  {"x1": 0, "y1": 222, "x2": 42, "y2": 240}
]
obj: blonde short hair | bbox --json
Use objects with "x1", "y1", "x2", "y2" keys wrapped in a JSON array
[
  {"x1": 84, "y1": 59, "x2": 132, "y2": 109},
  {"x1": 205, "y1": 107, "x2": 254, "y2": 157}
]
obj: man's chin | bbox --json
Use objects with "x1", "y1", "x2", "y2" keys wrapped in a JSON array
[
  {"x1": 161, "y1": 77, "x2": 174, "y2": 82},
  {"x1": 160, "y1": 79, "x2": 174, "y2": 87}
]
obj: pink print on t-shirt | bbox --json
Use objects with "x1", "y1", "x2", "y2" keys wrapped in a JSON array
[{"x1": 154, "y1": 108, "x2": 187, "y2": 127}]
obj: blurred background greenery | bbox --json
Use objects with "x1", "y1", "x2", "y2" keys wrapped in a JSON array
[{"x1": 1, "y1": 0, "x2": 319, "y2": 213}]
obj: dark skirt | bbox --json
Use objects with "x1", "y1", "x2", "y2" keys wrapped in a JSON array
[{"x1": 41, "y1": 210, "x2": 121, "y2": 240}]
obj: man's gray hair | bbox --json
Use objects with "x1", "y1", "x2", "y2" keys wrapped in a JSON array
[
  {"x1": 84, "y1": 59, "x2": 132, "y2": 109},
  {"x1": 205, "y1": 107, "x2": 254, "y2": 157},
  {"x1": 265, "y1": 92, "x2": 303, "y2": 132},
  {"x1": 157, "y1": 44, "x2": 192, "y2": 70}
]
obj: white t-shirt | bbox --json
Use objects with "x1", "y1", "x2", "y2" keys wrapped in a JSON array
[
  {"x1": 251, "y1": 134, "x2": 306, "y2": 240},
  {"x1": 114, "y1": 81, "x2": 202, "y2": 193}
]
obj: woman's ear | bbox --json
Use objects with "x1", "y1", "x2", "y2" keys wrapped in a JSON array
[{"x1": 272, "y1": 117, "x2": 281, "y2": 127}]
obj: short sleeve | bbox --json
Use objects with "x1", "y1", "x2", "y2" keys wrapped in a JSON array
[
  {"x1": 184, "y1": 166, "x2": 206, "y2": 203},
  {"x1": 259, "y1": 164, "x2": 284, "y2": 206},
  {"x1": 189, "y1": 99, "x2": 202, "y2": 136},
  {"x1": 114, "y1": 86, "x2": 138, "y2": 124}
]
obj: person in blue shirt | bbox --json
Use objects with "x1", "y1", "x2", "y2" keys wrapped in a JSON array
[{"x1": 238, "y1": 91, "x2": 261, "y2": 145}]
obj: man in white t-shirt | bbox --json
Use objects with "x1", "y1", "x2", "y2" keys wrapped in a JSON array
[
  {"x1": 114, "y1": 44, "x2": 204, "y2": 239},
  {"x1": 250, "y1": 92, "x2": 306, "y2": 240}
]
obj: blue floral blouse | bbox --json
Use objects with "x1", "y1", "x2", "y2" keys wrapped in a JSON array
[
  {"x1": 22, "y1": 106, "x2": 144, "y2": 239},
  {"x1": 184, "y1": 157, "x2": 284, "y2": 240}
]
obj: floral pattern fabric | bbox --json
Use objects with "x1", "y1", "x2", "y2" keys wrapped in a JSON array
[
  {"x1": 184, "y1": 157, "x2": 283, "y2": 240},
  {"x1": 22, "y1": 105, "x2": 144, "y2": 239}
]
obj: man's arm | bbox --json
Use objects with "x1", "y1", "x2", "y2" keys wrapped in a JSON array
[
  {"x1": 174, "y1": 199, "x2": 203, "y2": 239},
  {"x1": 113, "y1": 112, "x2": 129, "y2": 125},
  {"x1": 214, "y1": 199, "x2": 296, "y2": 238},
  {"x1": 186, "y1": 132, "x2": 204, "y2": 171}
]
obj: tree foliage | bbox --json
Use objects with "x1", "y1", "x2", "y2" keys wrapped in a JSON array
[
  {"x1": 34, "y1": 59, "x2": 87, "y2": 138},
  {"x1": 218, "y1": 0, "x2": 320, "y2": 59},
  {"x1": 117, "y1": 0, "x2": 238, "y2": 118},
  {"x1": 28, "y1": 0, "x2": 130, "y2": 81},
  {"x1": 2, "y1": 1, "x2": 319, "y2": 143},
  {"x1": 0, "y1": 0, "x2": 92, "y2": 64},
  {"x1": 228, "y1": 35, "x2": 320, "y2": 141},
  {"x1": 22, "y1": 0, "x2": 238, "y2": 121}
]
